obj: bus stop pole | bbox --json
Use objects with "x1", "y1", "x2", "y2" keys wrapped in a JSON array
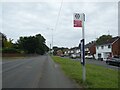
[{"x1": 82, "y1": 14, "x2": 86, "y2": 82}]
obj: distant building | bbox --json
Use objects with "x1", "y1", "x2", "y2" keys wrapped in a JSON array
[
  {"x1": 95, "y1": 36, "x2": 120, "y2": 61},
  {"x1": 67, "y1": 47, "x2": 80, "y2": 58},
  {"x1": 64, "y1": 49, "x2": 70, "y2": 56},
  {"x1": 57, "y1": 50, "x2": 63, "y2": 56},
  {"x1": 68, "y1": 47, "x2": 80, "y2": 54},
  {"x1": 85, "y1": 41, "x2": 96, "y2": 58}
]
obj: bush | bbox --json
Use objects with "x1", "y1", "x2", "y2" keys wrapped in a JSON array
[
  {"x1": 2, "y1": 48, "x2": 21, "y2": 53},
  {"x1": 35, "y1": 48, "x2": 45, "y2": 55}
]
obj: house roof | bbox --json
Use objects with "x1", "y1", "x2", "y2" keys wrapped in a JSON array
[
  {"x1": 85, "y1": 41, "x2": 95, "y2": 48},
  {"x1": 96, "y1": 36, "x2": 120, "y2": 46},
  {"x1": 70, "y1": 47, "x2": 79, "y2": 50}
]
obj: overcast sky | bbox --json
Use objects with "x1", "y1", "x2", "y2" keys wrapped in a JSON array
[{"x1": 0, "y1": 1, "x2": 119, "y2": 48}]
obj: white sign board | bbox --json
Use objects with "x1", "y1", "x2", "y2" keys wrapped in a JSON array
[
  {"x1": 74, "y1": 13, "x2": 85, "y2": 21},
  {"x1": 73, "y1": 13, "x2": 85, "y2": 27}
]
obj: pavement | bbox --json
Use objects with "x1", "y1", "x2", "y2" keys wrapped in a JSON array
[{"x1": 2, "y1": 55, "x2": 80, "y2": 88}]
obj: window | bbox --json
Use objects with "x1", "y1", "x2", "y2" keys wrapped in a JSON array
[
  {"x1": 101, "y1": 46, "x2": 104, "y2": 49},
  {"x1": 108, "y1": 45, "x2": 111, "y2": 48},
  {"x1": 98, "y1": 53, "x2": 101, "y2": 58},
  {"x1": 97, "y1": 46, "x2": 99, "y2": 49}
]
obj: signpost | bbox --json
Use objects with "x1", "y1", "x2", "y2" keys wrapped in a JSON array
[
  {"x1": 74, "y1": 13, "x2": 82, "y2": 27},
  {"x1": 74, "y1": 13, "x2": 86, "y2": 82}
]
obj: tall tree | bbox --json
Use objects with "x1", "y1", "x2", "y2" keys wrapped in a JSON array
[
  {"x1": 0, "y1": 32, "x2": 7, "y2": 48},
  {"x1": 0, "y1": 32, "x2": 13, "y2": 48},
  {"x1": 4, "y1": 38, "x2": 13, "y2": 48},
  {"x1": 96, "y1": 35, "x2": 112, "y2": 45},
  {"x1": 17, "y1": 34, "x2": 48, "y2": 55}
]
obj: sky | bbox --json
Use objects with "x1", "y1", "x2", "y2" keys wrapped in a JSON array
[{"x1": 0, "y1": 0, "x2": 119, "y2": 48}]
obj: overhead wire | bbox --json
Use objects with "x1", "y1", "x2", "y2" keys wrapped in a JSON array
[
  {"x1": 54, "y1": 0, "x2": 63, "y2": 31},
  {"x1": 51, "y1": 0, "x2": 63, "y2": 48}
]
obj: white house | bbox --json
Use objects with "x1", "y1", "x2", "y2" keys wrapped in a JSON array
[
  {"x1": 95, "y1": 44, "x2": 112, "y2": 61},
  {"x1": 95, "y1": 36, "x2": 120, "y2": 61},
  {"x1": 75, "y1": 47, "x2": 80, "y2": 54},
  {"x1": 67, "y1": 47, "x2": 80, "y2": 57}
]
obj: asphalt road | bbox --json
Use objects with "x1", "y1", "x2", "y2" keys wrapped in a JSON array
[
  {"x1": 71, "y1": 58, "x2": 119, "y2": 70},
  {"x1": 2, "y1": 55, "x2": 79, "y2": 88}
]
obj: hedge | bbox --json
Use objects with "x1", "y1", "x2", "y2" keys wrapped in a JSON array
[{"x1": 2, "y1": 48, "x2": 21, "y2": 53}]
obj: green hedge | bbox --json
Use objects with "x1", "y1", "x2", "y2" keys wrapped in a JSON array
[{"x1": 2, "y1": 48, "x2": 21, "y2": 53}]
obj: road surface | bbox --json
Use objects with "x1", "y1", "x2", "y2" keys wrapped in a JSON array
[
  {"x1": 71, "y1": 58, "x2": 119, "y2": 70},
  {"x1": 2, "y1": 55, "x2": 80, "y2": 88}
]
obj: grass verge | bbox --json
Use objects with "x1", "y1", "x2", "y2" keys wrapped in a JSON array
[{"x1": 52, "y1": 56, "x2": 119, "y2": 88}]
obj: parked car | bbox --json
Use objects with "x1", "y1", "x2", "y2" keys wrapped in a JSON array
[
  {"x1": 106, "y1": 56, "x2": 120, "y2": 67},
  {"x1": 70, "y1": 54, "x2": 77, "y2": 59},
  {"x1": 85, "y1": 55, "x2": 93, "y2": 59},
  {"x1": 76, "y1": 53, "x2": 80, "y2": 58},
  {"x1": 60, "y1": 54, "x2": 64, "y2": 57}
]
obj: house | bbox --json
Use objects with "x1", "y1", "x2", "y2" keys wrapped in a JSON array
[
  {"x1": 67, "y1": 47, "x2": 80, "y2": 57},
  {"x1": 74, "y1": 47, "x2": 81, "y2": 57},
  {"x1": 85, "y1": 41, "x2": 96, "y2": 58},
  {"x1": 95, "y1": 36, "x2": 120, "y2": 61},
  {"x1": 64, "y1": 49, "x2": 69, "y2": 56},
  {"x1": 68, "y1": 48, "x2": 74, "y2": 55},
  {"x1": 56, "y1": 50, "x2": 63, "y2": 56}
]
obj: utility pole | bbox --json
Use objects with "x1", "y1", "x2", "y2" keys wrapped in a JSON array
[
  {"x1": 51, "y1": 29, "x2": 53, "y2": 56},
  {"x1": 48, "y1": 28, "x2": 54, "y2": 56},
  {"x1": 50, "y1": 44, "x2": 51, "y2": 55}
]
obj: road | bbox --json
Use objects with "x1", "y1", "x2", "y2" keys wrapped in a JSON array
[
  {"x1": 71, "y1": 58, "x2": 119, "y2": 70},
  {"x1": 2, "y1": 55, "x2": 79, "y2": 88}
]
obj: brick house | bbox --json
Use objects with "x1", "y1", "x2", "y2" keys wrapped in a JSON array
[
  {"x1": 56, "y1": 50, "x2": 63, "y2": 56},
  {"x1": 85, "y1": 41, "x2": 96, "y2": 58}
]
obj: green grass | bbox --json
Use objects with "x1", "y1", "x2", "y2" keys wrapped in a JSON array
[{"x1": 52, "y1": 56, "x2": 119, "y2": 88}]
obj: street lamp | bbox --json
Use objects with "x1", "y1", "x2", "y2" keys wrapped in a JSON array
[{"x1": 47, "y1": 28, "x2": 54, "y2": 56}]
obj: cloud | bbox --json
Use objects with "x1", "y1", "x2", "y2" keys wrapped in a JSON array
[
  {"x1": 52, "y1": 2, "x2": 118, "y2": 47},
  {"x1": 1, "y1": 2, "x2": 118, "y2": 48}
]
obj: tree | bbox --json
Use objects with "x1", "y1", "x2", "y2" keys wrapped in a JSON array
[
  {"x1": 53, "y1": 46, "x2": 59, "y2": 55},
  {"x1": 34, "y1": 34, "x2": 46, "y2": 55},
  {"x1": 17, "y1": 34, "x2": 48, "y2": 55},
  {"x1": 4, "y1": 38, "x2": 13, "y2": 48},
  {"x1": 0, "y1": 32, "x2": 13, "y2": 48},
  {"x1": 96, "y1": 35, "x2": 112, "y2": 45},
  {"x1": 0, "y1": 32, "x2": 7, "y2": 48}
]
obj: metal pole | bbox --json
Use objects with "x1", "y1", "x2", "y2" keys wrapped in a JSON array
[
  {"x1": 82, "y1": 13, "x2": 86, "y2": 82},
  {"x1": 50, "y1": 44, "x2": 51, "y2": 55},
  {"x1": 52, "y1": 29, "x2": 53, "y2": 56},
  {"x1": 48, "y1": 28, "x2": 53, "y2": 56}
]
